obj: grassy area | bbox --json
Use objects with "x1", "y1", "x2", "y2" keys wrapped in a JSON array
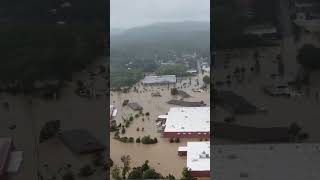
[
  {"x1": 156, "y1": 64, "x2": 191, "y2": 77},
  {"x1": 110, "y1": 68, "x2": 144, "y2": 89}
]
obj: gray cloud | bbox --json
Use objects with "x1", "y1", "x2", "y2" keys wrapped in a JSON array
[{"x1": 111, "y1": 0, "x2": 210, "y2": 29}]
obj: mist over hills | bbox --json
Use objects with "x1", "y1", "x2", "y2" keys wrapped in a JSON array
[{"x1": 110, "y1": 21, "x2": 210, "y2": 58}]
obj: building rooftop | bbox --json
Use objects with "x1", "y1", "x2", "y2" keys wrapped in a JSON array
[
  {"x1": 110, "y1": 105, "x2": 117, "y2": 118},
  {"x1": 59, "y1": 129, "x2": 105, "y2": 154},
  {"x1": 141, "y1": 75, "x2": 176, "y2": 84},
  {"x1": 0, "y1": 137, "x2": 12, "y2": 176},
  {"x1": 128, "y1": 102, "x2": 143, "y2": 111},
  {"x1": 187, "y1": 141, "x2": 210, "y2": 171},
  {"x1": 212, "y1": 143, "x2": 320, "y2": 180},
  {"x1": 164, "y1": 107, "x2": 210, "y2": 133}
]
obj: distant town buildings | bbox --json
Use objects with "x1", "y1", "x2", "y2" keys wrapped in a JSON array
[
  {"x1": 178, "y1": 141, "x2": 210, "y2": 177},
  {"x1": 141, "y1": 75, "x2": 176, "y2": 85},
  {"x1": 159, "y1": 107, "x2": 210, "y2": 138}
]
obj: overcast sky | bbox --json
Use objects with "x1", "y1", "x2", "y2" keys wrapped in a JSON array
[{"x1": 111, "y1": 0, "x2": 210, "y2": 29}]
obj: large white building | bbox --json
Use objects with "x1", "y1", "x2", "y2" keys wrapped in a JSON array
[
  {"x1": 160, "y1": 107, "x2": 210, "y2": 138},
  {"x1": 141, "y1": 75, "x2": 176, "y2": 85},
  {"x1": 178, "y1": 141, "x2": 210, "y2": 177}
]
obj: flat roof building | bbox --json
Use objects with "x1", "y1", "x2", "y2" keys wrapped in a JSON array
[
  {"x1": 187, "y1": 141, "x2": 210, "y2": 177},
  {"x1": 161, "y1": 107, "x2": 210, "y2": 138},
  {"x1": 110, "y1": 105, "x2": 117, "y2": 119},
  {"x1": 0, "y1": 137, "x2": 23, "y2": 179},
  {"x1": 141, "y1": 75, "x2": 176, "y2": 85}
]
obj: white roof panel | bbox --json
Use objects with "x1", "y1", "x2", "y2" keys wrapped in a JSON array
[
  {"x1": 142, "y1": 75, "x2": 176, "y2": 84},
  {"x1": 187, "y1": 141, "x2": 210, "y2": 171},
  {"x1": 164, "y1": 107, "x2": 210, "y2": 133}
]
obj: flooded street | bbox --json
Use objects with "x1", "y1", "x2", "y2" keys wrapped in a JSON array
[
  {"x1": 1, "y1": 58, "x2": 108, "y2": 180},
  {"x1": 214, "y1": 45, "x2": 320, "y2": 143},
  {"x1": 110, "y1": 72, "x2": 210, "y2": 179}
]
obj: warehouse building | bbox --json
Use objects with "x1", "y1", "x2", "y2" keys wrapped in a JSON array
[
  {"x1": 141, "y1": 75, "x2": 176, "y2": 85},
  {"x1": 178, "y1": 141, "x2": 210, "y2": 177},
  {"x1": 160, "y1": 107, "x2": 210, "y2": 138}
]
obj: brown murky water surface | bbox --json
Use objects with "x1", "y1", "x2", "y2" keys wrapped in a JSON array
[{"x1": 110, "y1": 72, "x2": 210, "y2": 179}]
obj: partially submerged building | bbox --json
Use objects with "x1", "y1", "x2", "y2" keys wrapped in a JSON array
[
  {"x1": 110, "y1": 105, "x2": 117, "y2": 119},
  {"x1": 178, "y1": 142, "x2": 210, "y2": 177},
  {"x1": 59, "y1": 130, "x2": 105, "y2": 154},
  {"x1": 212, "y1": 143, "x2": 320, "y2": 180},
  {"x1": 167, "y1": 100, "x2": 206, "y2": 107},
  {"x1": 214, "y1": 91, "x2": 259, "y2": 114},
  {"x1": 160, "y1": 107, "x2": 210, "y2": 138},
  {"x1": 0, "y1": 138, "x2": 23, "y2": 179},
  {"x1": 141, "y1": 75, "x2": 176, "y2": 85},
  {"x1": 128, "y1": 102, "x2": 143, "y2": 111},
  {"x1": 109, "y1": 105, "x2": 117, "y2": 127}
]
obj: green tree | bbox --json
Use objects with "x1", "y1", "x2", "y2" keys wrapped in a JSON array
[
  {"x1": 143, "y1": 169, "x2": 162, "y2": 179},
  {"x1": 141, "y1": 160, "x2": 150, "y2": 172},
  {"x1": 171, "y1": 88, "x2": 178, "y2": 95},
  {"x1": 128, "y1": 167, "x2": 143, "y2": 179},
  {"x1": 136, "y1": 137, "x2": 141, "y2": 143},
  {"x1": 167, "y1": 174, "x2": 176, "y2": 180},
  {"x1": 121, "y1": 155, "x2": 131, "y2": 179},
  {"x1": 181, "y1": 167, "x2": 193, "y2": 180},
  {"x1": 111, "y1": 166, "x2": 122, "y2": 180},
  {"x1": 203, "y1": 75, "x2": 210, "y2": 85}
]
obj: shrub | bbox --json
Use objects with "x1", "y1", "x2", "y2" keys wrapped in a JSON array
[
  {"x1": 171, "y1": 88, "x2": 178, "y2": 95},
  {"x1": 153, "y1": 138, "x2": 158, "y2": 143},
  {"x1": 121, "y1": 127, "x2": 126, "y2": 134},
  {"x1": 169, "y1": 138, "x2": 174, "y2": 143},
  {"x1": 135, "y1": 114, "x2": 139, "y2": 118},
  {"x1": 174, "y1": 138, "x2": 180, "y2": 143},
  {"x1": 136, "y1": 127, "x2": 139, "y2": 131},
  {"x1": 143, "y1": 169, "x2": 162, "y2": 179},
  {"x1": 119, "y1": 137, "x2": 128, "y2": 143},
  {"x1": 79, "y1": 165, "x2": 94, "y2": 177},
  {"x1": 128, "y1": 168, "x2": 143, "y2": 179},
  {"x1": 145, "y1": 112, "x2": 150, "y2": 116},
  {"x1": 141, "y1": 135, "x2": 157, "y2": 144},
  {"x1": 129, "y1": 116, "x2": 134, "y2": 121},
  {"x1": 125, "y1": 121, "x2": 130, "y2": 128},
  {"x1": 62, "y1": 171, "x2": 75, "y2": 180},
  {"x1": 136, "y1": 137, "x2": 141, "y2": 143},
  {"x1": 129, "y1": 137, "x2": 134, "y2": 143}
]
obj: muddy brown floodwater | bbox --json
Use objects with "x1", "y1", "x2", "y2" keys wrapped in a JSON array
[{"x1": 110, "y1": 72, "x2": 210, "y2": 179}]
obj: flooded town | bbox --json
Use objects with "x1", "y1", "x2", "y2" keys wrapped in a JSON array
[
  {"x1": 110, "y1": 0, "x2": 210, "y2": 179},
  {"x1": 212, "y1": 0, "x2": 320, "y2": 179}
]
